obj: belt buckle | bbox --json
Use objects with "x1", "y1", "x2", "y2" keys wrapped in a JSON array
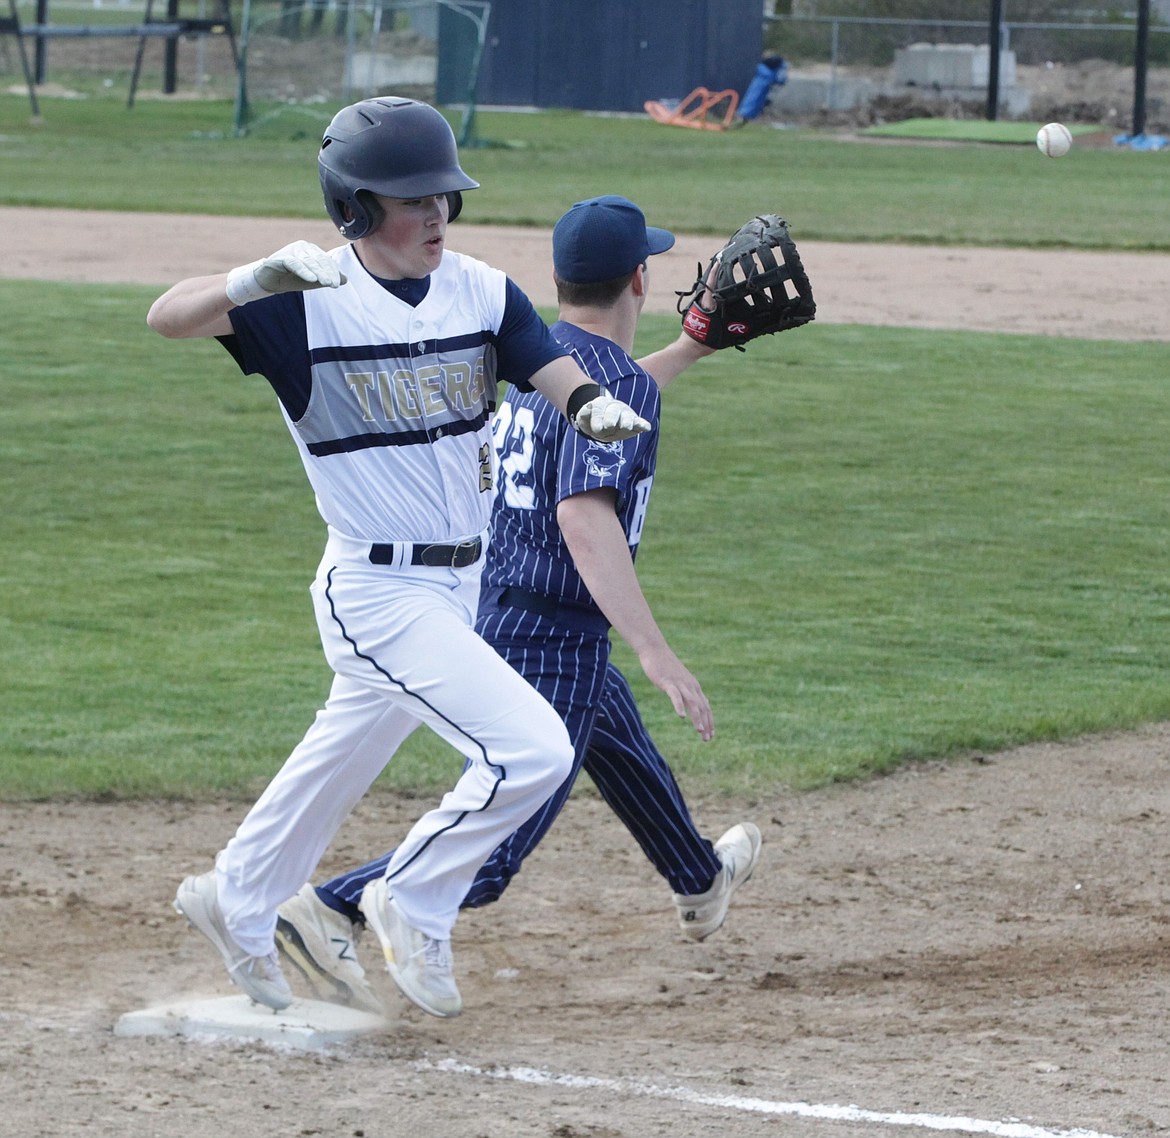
[{"x1": 451, "y1": 538, "x2": 481, "y2": 568}]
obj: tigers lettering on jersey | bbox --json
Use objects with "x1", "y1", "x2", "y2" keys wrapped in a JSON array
[
  {"x1": 343, "y1": 358, "x2": 488, "y2": 424},
  {"x1": 279, "y1": 245, "x2": 510, "y2": 541},
  {"x1": 303, "y1": 343, "x2": 493, "y2": 457},
  {"x1": 296, "y1": 246, "x2": 503, "y2": 467}
]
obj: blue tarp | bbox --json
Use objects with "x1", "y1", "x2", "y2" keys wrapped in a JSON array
[
  {"x1": 1113, "y1": 132, "x2": 1168, "y2": 151},
  {"x1": 740, "y1": 55, "x2": 788, "y2": 121}
]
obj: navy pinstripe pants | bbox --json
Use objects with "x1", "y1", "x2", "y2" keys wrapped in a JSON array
[{"x1": 317, "y1": 601, "x2": 720, "y2": 917}]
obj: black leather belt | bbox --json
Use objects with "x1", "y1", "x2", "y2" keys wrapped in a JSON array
[
  {"x1": 368, "y1": 536, "x2": 483, "y2": 568},
  {"x1": 492, "y1": 586, "x2": 609, "y2": 633},
  {"x1": 497, "y1": 585, "x2": 559, "y2": 619}
]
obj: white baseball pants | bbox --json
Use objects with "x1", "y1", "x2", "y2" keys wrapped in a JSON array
[{"x1": 214, "y1": 529, "x2": 574, "y2": 953}]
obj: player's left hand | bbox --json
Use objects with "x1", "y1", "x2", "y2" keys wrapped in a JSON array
[
  {"x1": 640, "y1": 645, "x2": 714, "y2": 741},
  {"x1": 571, "y1": 390, "x2": 651, "y2": 442}
]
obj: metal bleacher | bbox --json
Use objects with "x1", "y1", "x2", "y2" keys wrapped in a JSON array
[{"x1": 1, "y1": 0, "x2": 238, "y2": 110}]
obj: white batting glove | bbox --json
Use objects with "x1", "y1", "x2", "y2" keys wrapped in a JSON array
[
  {"x1": 225, "y1": 240, "x2": 347, "y2": 307},
  {"x1": 570, "y1": 389, "x2": 651, "y2": 442}
]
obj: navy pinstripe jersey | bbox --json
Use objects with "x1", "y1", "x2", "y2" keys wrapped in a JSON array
[{"x1": 484, "y1": 320, "x2": 661, "y2": 616}]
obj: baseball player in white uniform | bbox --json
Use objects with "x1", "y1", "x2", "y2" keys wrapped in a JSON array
[
  {"x1": 270, "y1": 197, "x2": 762, "y2": 1019},
  {"x1": 146, "y1": 97, "x2": 652, "y2": 1018}
]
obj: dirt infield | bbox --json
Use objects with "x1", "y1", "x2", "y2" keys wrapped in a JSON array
[
  {"x1": 4, "y1": 207, "x2": 1170, "y2": 341},
  {"x1": 2, "y1": 210, "x2": 1170, "y2": 1138}
]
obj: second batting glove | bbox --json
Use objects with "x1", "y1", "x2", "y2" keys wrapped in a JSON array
[{"x1": 569, "y1": 387, "x2": 651, "y2": 443}]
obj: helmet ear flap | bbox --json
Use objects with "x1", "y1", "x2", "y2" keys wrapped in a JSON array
[
  {"x1": 446, "y1": 191, "x2": 463, "y2": 222},
  {"x1": 325, "y1": 185, "x2": 383, "y2": 241},
  {"x1": 354, "y1": 190, "x2": 384, "y2": 237}
]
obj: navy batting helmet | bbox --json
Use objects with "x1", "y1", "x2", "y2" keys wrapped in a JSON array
[{"x1": 318, "y1": 98, "x2": 480, "y2": 240}]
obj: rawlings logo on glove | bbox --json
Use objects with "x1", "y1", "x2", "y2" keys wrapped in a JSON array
[
  {"x1": 677, "y1": 214, "x2": 816, "y2": 352},
  {"x1": 682, "y1": 308, "x2": 712, "y2": 339}
]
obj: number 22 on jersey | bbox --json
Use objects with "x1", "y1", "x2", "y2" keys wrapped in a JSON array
[
  {"x1": 493, "y1": 402, "x2": 654, "y2": 549},
  {"x1": 492, "y1": 402, "x2": 537, "y2": 509}
]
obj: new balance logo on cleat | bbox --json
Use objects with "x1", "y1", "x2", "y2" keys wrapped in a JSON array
[
  {"x1": 671, "y1": 822, "x2": 762, "y2": 941},
  {"x1": 274, "y1": 884, "x2": 384, "y2": 1014},
  {"x1": 331, "y1": 935, "x2": 357, "y2": 963}
]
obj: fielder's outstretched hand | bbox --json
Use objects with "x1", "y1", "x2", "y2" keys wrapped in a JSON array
[
  {"x1": 226, "y1": 240, "x2": 347, "y2": 307},
  {"x1": 570, "y1": 389, "x2": 651, "y2": 442}
]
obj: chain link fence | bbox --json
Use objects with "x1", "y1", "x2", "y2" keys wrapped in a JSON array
[
  {"x1": 769, "y1": 12, "x2": 1170, "y2": 70},
  {"x1": 760, "y1": 12, "x2": 1170, "y2": 130}
]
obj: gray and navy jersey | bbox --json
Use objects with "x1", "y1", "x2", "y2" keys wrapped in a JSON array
[
  {"x1": 220, "y1": 244, "x2": 566, "y2": 544},
  {"x1": 484, "y1": 319, "x2": 660, "y2": 616}
]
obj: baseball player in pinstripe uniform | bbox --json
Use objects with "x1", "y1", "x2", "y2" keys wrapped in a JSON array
[
  {"x1": 147, "y1": 100, "x2": 653, "y2": 1020},
  {"x1": 273, "y1": 195, "x2": 762, "y2": 1016}
]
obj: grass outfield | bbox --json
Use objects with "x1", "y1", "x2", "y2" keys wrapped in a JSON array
[
  {"x1": 3, "y1": 281, "x2": 1170, "y2": 800},
  {"x1": 1, "y1": 95, "x2": 1167, "y2": 249},
  {"x1": 862, "y1": 118, "x2": 1105, "y2": 144}
]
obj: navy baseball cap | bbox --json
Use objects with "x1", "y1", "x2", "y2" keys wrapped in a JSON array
[{"x1": 552, "y1": 195, "x2": 675, "y2": 284}]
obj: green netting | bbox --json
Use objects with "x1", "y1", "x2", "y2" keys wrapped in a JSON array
[{"x1": 231, "y1": 0, "x2": 488, "y2": 139}]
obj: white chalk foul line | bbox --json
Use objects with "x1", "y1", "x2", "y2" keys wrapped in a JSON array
[{"x1": 417, "y1": 1058, "x2": 1123, "y2": 1138}]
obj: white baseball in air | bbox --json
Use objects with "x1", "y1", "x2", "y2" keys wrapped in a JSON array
[{"x1": 1036, "y1": 122, "x2": 1072, "y2": 158}]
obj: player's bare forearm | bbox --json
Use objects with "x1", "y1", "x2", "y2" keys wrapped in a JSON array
[
  {"x1": 557, "y1": 490, "x2": 661, "y2": 652},
  {"x1": 637, "y1": 332, "x2": 715, "y2": 390},
  {"x1": 528, "y1": 355, "x2": 594, "y2": 417},
  {"x1": 557, "y1": 489, "x2": 714, "y2": 740},
  {"x1": 147, "y1": 274, "x2": 236, "y2": 339},
  {"x1": 638, "y1": 261, "x2": 718, "y2": 389}
]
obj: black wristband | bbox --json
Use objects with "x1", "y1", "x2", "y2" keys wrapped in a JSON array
[{"x1": 566, "y1": 383, "x2": 603, "y2": 425}]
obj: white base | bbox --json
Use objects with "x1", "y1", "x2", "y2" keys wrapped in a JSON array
[{"x1": 114, "y1": 994, "x2": 394, "y2": 1051}]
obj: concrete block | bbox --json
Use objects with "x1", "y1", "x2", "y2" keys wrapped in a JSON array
[
  {"x1": 346, "y1": 52, "x2": 436, "y2": 90},
  {"x1": 895, "y1": 43, "x2": 1016, "y2": 89}
]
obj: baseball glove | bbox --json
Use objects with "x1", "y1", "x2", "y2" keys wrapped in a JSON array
[{"x1": 677, "y1": 214, "x2": 816, "y2": 351}]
